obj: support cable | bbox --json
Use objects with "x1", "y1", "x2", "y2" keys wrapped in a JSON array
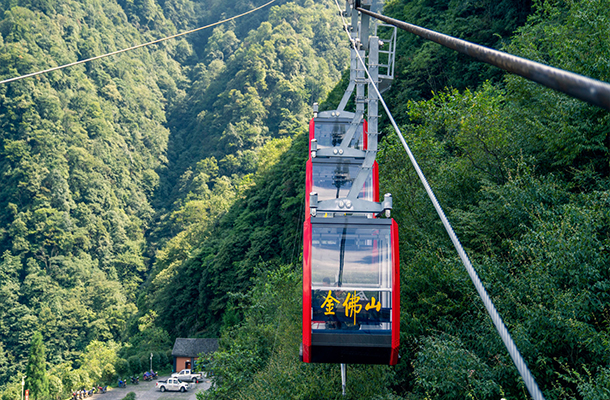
[
  {"x1": 357, "y1": 7, "x2": 610, "y2": 112},
  {"x1": 0, "y1": 0, "x2": 277, "y2": 85},
  {"x1": 331, "y1": 1, "x2": 546, "y2": 399}
]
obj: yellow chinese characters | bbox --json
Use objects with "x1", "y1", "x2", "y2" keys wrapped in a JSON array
[
  {"x1": 320, "y1": 290, "x2": 340, "y2": 315},
  {"x1": 321, "y1": 291, "x2": 382, "y2": 324},
  {"x1": 365, "y1": 297, "x2": 381, "y2": 312},
  {"x1": 343, "y1": 292, "x2": 363, "y2": 325}
]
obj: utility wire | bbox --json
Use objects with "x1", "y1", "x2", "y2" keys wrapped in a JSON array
[
  {"x1": 332, "y1": 1, "x2": 546, "y2": 399},
  {"x1": 0, "y1": 0, "x2": 277, "y2": 85}
]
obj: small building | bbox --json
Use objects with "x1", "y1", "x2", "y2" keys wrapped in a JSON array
[{"x1": 172, "y1": 338, "x2": 219, "y2": 372}]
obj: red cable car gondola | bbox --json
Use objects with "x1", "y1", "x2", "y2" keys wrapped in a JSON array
[
  {"x1": 302, "y1": 217, "x2": 400, "y2": 365},
  {"x1": 301, "y1": 0, "x2": 400, "y2": 378},
  {"x1": 302, "y1": 109, "x2": 399, "y2": 365}
]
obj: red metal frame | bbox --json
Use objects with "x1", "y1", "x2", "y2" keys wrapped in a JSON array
[
  {"x1": 302, "y1": 217, "x2": 312, "y2": 363},
  {"x1": 390, "y1": 219, "x2": 400, "y2": 365},
  {"x1": 373, "y1": 161, "x2": 379, "y2": 203},
  {"x1": 305, "y1": 159, "x2": 313, "y2": 212},
  {"x1": 308, "y1": 118, "x2": 315, "y2": 150}
]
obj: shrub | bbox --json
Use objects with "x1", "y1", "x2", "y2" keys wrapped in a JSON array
[
  {"x1": 127, "y1": 356, "x2": 141, "y2": 376},
  {"x1": 158, "y1": 351, "x2": 169, "y2": 370},
  {"x1": 166, "y1": 350, "x2": 173, "y2": 369},
  {"x1": 115, "y1": 359, "x2": 129, "y2": 378},
  {"x1": 151, "y1": 352, "x2": 160, "y2": 370},
  {"x1": 122, "y1": 392, "x2": 136, "y2": 400},
  {"x1": 140, "y1": 354, "x2": 150, "y2": 373},
  {"x1": 101, "y1": 363, "x2": 116, "y2": 384}
]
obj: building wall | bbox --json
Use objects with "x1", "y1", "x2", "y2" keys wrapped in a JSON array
[{"x1": 173, "y1": 356, "x2": 199, "y2": 372}]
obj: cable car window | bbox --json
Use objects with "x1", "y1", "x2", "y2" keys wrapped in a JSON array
[
  {"x1": 312, "y1": 162, "x2": 373, "y2": 201},
  {"x1": 314, "y1": 120, "x2": 364, "y2": 150},
  {"x1": 311, "y1": 225, "x2": 391, "y2": 288}
]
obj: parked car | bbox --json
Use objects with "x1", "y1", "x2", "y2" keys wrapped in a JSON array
[
  {"x1": 155, "y1": 378, "x2": 189, "y2": 392},
  {"x1": 171, "y1": 369, "x2": 204, "y2": 383}
]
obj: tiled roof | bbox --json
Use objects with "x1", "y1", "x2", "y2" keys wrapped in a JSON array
[{"x1": 172, "y1": 338, "x2": 219, "y2": 357}]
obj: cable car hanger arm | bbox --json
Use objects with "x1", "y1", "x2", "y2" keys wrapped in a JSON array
[{"x1": 340, "y1": 110, "x2": 365, "y2": 151}]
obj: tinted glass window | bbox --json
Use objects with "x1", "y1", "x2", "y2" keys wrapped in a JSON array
[
  {"x1": 311, "y1": 225, "x2": 391, "y2": 288},
  {"x1": 312, "y1": 162, "x2": 373, "y2": 201},
  {"x1": 314, "y1": 120, "x2": 364, "y2": 149}
]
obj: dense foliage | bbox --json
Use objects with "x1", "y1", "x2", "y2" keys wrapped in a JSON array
[
  {"x1": 0, "y1": 0, "x2": 346, "y2": 398},
  {"x1": 0, "y1": 0, "x2": 183, "y2": 389}
]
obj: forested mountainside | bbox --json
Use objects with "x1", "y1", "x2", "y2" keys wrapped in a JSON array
[
  {"x1": 1, "y1": 0, "x2": 609, "y2": 399},
  {"x1": 0, "y1": 0, "x2": 345, "y2": 398},
  {"x1": 0, "y1": 0, "x2": 185, "y2": 384}
]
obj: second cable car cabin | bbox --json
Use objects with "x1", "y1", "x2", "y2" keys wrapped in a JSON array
[{"x1": 306, "y1": 110, "x2": 378, "y2": 212}]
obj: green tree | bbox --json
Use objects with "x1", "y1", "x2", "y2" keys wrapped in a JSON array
[
  {"x1": 157, "y1": 352, "x2": 169, "y2": 370},
  {"x1": 115, "y1": 358, "x2": 129, "y2": 378},
  {"x1": 127, "y1": 356, "x2": 141, "y2": 376},
  {"x1": 25, "y1": 332, "x2": 49, "y2": 400},
  {"x1": 77, "y1": 341, "x2": 119, "y2": 384}
]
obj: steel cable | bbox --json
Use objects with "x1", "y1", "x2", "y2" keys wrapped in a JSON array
[
  {"x1": 331, "y1": 1, "x2": 545, "y2": 399},
  {"x1": 357, "y1": 7, "x2": 610, "y2": 112}
]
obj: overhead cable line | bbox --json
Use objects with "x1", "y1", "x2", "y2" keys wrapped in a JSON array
[
  {"x1": 357, "y1": 7, "x2": 610, "y2": 112},
  {"x1": 0, "y1": 0, "x2": 277, "y2": 85},
  {"x1": 332, "y1": 1, "x2": 546, "y2": 399}
]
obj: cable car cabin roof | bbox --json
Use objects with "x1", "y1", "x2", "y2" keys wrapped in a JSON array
[
  {"x1": 309, "y1": 114, "x2": 368, "y2": 151},
  {"x1": 302, "y1": 217, "x2": 400, "y2": 365}
]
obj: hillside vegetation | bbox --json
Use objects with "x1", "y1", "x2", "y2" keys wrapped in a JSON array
[
  {"x1": 0, "y1": 0, "x2": 183, "y2": 387},
  {"x1": 0, "y1": 0, "x2": 345, "y2": 398}
]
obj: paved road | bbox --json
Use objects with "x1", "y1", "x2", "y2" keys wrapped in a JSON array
[{"x1": 88, "y1": 376, "x2": 211, "y2": 400}]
